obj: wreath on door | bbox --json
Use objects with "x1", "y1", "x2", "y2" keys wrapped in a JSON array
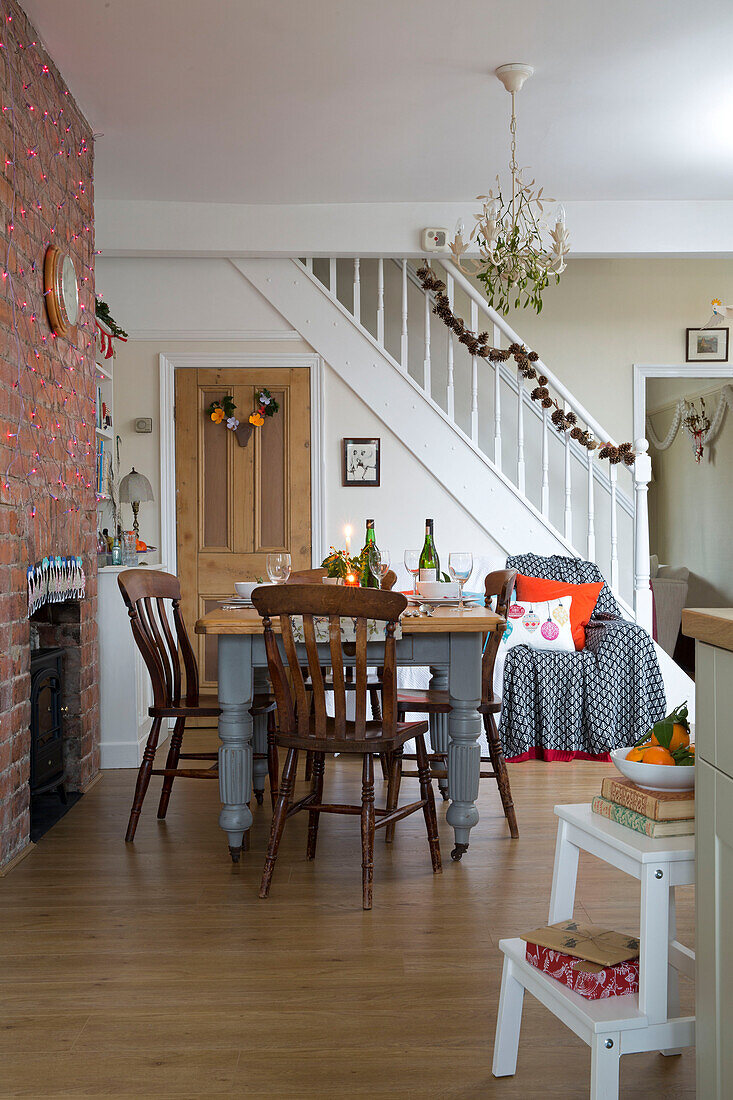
[{"x1": 205, "y1": 388, "x2": 280, "y2": 447}]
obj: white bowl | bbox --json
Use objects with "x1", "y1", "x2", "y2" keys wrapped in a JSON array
[
  {"x1": 610, "y1": 747, "x2": 695, "y2": 791},
  {"x1": 416, "y1": 580, "x2": 459, "y2": 599},
  {"x1": 234, "y1": 581, "x2": 258, "y2": 600}
]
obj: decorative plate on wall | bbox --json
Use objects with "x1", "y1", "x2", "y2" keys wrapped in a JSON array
[{"x1": 44, "y1": 246, "x2": 79, "y2": 336}]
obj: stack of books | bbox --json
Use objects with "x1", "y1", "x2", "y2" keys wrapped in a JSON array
[{"x1": 592, "y1": 776, "x2": 694, "y2": 838}]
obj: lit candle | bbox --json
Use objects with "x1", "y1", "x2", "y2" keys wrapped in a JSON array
[
  {"x1": 344, "y1": 572, "x2": 359, "y2": 588},
  {"x1": 344, "y1": 524, "x2": 352, "y2": 556}
]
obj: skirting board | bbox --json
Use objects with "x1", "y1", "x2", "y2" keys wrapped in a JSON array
[
  {"x1": 100, "y1": 728, "x2": 169, "y2": 770},
  {"x1": 0, "y1": 841, "x2": 35, "y2": 877}
]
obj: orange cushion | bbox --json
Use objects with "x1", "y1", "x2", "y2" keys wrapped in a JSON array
[{"x1": 514, "y1": 574, "x2": 604, "y2": 650}]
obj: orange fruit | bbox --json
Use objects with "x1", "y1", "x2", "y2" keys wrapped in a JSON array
[
  {"x1": 641, "y1": 746, "x2": 676, "y2": 766},
  {"x1": 651, "y1": 722, "x2": 689, "y2": 751},
  {"x1": 626, "y1": 748, "x2": 645, "y2": 762}
]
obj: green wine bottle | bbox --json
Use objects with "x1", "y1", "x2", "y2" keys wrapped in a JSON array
[
  {"x1": 419, "y1": 518, "x2": 440, "y2": 581},
  {"x1": 359, "y1": 519, "x2": 380, "y2": 588}
]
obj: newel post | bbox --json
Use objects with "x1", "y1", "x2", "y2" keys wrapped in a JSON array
[{"x1": 633, "y1": 438, "x2": 653, "y2": 632}]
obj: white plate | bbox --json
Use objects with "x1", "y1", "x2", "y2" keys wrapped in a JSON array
[
  {"x1": 610, "y1": 746, "x2": 695, "y2": 791},
  {"x1": 219, "y1": 599, "x2": 254, "y2": 609}
]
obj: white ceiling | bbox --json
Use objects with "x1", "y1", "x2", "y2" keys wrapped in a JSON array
[{"x1": 23, "y1": 0, "x2": 733, "y2": 205}]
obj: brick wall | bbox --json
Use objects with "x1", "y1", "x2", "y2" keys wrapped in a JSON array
[{"x1": 0, "y1": 0, "x2": 96, "y2": 866}]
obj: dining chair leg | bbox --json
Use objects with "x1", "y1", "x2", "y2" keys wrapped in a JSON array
[
  {"x1": 125, "y1": 717, "x2": 162, "y2": 842},
  {"x1": 304, "y1": 751, "x2": 313, "y2": 782},
  {"x1": 369, "y1": 685, "x2": 382, "y2": 722},
  {"x1": 416, "y1": 733, "x2": 442, "y2": 873},
  {"x1": 360, "y1": 752, "x2": 376, "y2": 910},
  {"x1": 484, "y1": 713, "x2": 519, "y2": 839},
  {"x1": 156, "y1": 716, "x2": 185, "y2": 819},
  {"x1": 266, "y1": 711, "x2": 279, "y2": 811},
  {"x1": 306, "y1": 752, "x2": 326, "y2": 860},
  {"x1": 378, "y1": 753, "x2": 389, "y2": 781},
  {"x1": 384, "y1": 747, "x2": 403, "y2": 844},
  {"x1": 260, "y1": 747, "x2": 298, "y2": 899}
]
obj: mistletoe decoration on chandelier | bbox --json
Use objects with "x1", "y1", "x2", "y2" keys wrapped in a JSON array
[{"x1": 416, "y1": 265, "x2": 636, "y2": 466}]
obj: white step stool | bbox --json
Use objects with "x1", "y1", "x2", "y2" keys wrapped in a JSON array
[{"x1": 492, "y1": 802, "x2": 695, "y2": 1100}]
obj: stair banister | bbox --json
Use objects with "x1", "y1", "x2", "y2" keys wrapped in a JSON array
[{"x1": 444, "y1": 260, "x2": 621, "y2": 451}]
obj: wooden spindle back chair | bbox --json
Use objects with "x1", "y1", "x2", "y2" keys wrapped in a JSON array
[
  {"x1": 396, "y1": 568, "x2": 519, "y2": 839},
  {"x1": 251, "y1": 583, "x2": 441, "y2": 909},
  {"x1": 118, "y1": 569, "x2": 275, "y2": 846}
]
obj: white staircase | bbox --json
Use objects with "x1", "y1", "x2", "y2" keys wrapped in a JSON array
[{"x1": 234, "y1": 253, "x2": 693, "y2": 713}]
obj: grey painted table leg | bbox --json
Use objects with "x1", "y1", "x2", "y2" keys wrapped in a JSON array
[
  {"x1": 428, "y1": 665, "x2": 450, "y2": 801},
  {"x1": 446, "y1": 631, "x2": 482, "y2": 860},
  {"x1": 252, "y1": 666, "x2": 270, "y2": 806},
  {"x1": 217, "y1": 634, "x2": 253, "y2": 863}
]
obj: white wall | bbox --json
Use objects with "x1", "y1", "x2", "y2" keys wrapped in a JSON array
[
  {"x1": 98, "y1": 257, "x2": 503, "y2": 569},
  {"x1": 648, "y1": 376, "x2": 733, "y2": 607}
]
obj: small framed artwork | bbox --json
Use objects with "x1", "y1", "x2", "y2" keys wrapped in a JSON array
[
  {"x1": 342, "y1": 437, "x2": 380, "y2": 486},
  {"x1": 686, "y1": 327, "x2": 729, "y2": 363}
]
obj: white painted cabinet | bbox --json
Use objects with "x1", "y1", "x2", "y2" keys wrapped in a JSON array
[
  {"x1": 97, "y1": 564, "x2": 165, "y2": 768},
  {"x1": 683, "y1": 623, "x2": 733, "y2": 1099}
]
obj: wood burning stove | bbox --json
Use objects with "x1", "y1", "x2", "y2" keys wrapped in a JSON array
[{"x1": 30, "y1": 647, "x2": 66, "y2": 798}]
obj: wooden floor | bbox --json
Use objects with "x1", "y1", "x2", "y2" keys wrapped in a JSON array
[{"x1": 0, "y1": 737, "x2": 695, "y2": 1098}]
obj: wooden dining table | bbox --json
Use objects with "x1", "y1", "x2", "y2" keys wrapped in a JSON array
[{"x1": 195, "y1": 602, "x2": 503, "y2": 862}]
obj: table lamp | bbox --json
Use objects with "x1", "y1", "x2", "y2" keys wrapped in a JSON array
[{"x1": 119, "y1": 466, "x2": 154, "y2": 540}]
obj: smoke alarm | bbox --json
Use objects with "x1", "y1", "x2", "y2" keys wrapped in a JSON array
[{"x1": 421, "y1": 228, "x2": 450, "y2": 252}]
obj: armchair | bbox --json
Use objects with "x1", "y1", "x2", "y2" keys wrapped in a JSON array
[{"x1": 498, "y1": 554, "x2": 666, "y2": 760}]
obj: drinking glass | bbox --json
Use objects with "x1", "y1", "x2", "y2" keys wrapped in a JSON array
[
  {"x1": 404, "y1": 550, "x2": 420, "y2": 595},
  {"x1": 448, "y1": 552, "x2": 473, "y2": 610},
  {"x1": 369, "y1": 547, "x2": 391, "y2": 589},
  {"x1": 266, "y1": 552, "x2": 291, "y2": 584}
]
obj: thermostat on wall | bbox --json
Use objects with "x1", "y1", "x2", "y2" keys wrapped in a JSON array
[
  {"x1": 134, "y1": 418, "x2": 153, "y2": 434},
  {"x1": 421, "y1": 227, "x2": 450, "y2": 252}
]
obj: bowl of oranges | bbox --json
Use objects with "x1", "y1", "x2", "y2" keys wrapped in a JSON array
[{"x1": 611, "y1": 702, "x2": 694, "y2": 791}]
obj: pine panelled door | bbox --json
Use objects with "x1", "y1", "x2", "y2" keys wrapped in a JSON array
[{"x1": 175, "y1": 367, "x2": 311, "y2": 696}]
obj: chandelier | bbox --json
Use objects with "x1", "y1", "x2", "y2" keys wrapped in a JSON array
[{"x1": 450, "y1": 64, "x2": 570, "y2": 315}]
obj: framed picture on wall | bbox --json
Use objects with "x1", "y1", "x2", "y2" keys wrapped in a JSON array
[
  {"x1": 342, "y1": 437, "x2": 380, "y2": 486},
  {"x1": 686, "y1": 327, "x2": 729, "y2": 363}
]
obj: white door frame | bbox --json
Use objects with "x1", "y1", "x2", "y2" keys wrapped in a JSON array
[
  {"x1": 159, "y1": 352, "x2": 326, "y2": 574},
  {"x1": 633, "y1": 362, "x2": 733, "y2": 444}
]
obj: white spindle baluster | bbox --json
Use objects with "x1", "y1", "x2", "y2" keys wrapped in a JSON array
[
  {"x1": 423, "y1": 277, "x2": 432, "y2": 397},
  {"x1": 470, "y1": 299, "x2": 479, "y2": 443},
  {"x1": 305, "y1": 257, "x2": 313, "y2": 273},
  {"x1": 609, "y1": 462, "x2": 619, "y2": 592},
  {"x1": 586, "y1": 448, "x2": 596, "y2": 562},
  {"x1": 517, "y1": 377, "x2": 525, "y2": 493},
  {"x1": 353, "y1": 258, "x2": 360, "y2": 323},
  {"x1": 493, "y1": 323, "x2": 502, "y2": 469},
  {"x1": 446, "y1": 272, "x2": 455, "y2": 419},
  {"x1": 541, "y1": 407, "x2": 550, "y2": 517},
  {"x1": 377, "y1": 258, "x2": 384, "y2": 345},
  {"x1": 633, "y1": 439, "x2": 653, "y2": 630},
  {"x1": 564, "y1": 429, "x2": 573, "y2": 542},
  {"x1": 401, "y1": 260, "x2": 408, "y2": 371},
  {"x1": 329, "y1": 258, "x2": 337, "y2": 298}
]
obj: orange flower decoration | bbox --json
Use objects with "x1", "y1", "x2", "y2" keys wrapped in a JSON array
[
  {"x1": 249, "y1": 412, "x2": 265, "y2": 427},
  {"x1": 211, "y1": 408, "x2": 225, "y2": 424}
]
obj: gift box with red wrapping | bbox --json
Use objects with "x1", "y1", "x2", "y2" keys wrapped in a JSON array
[{"x1": 524, "y1": 941, "x2": 640, "y2": 1000}]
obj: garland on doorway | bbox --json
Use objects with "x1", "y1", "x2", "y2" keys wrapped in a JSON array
[
  {"x1": 416, "y1": 265, "x2": 636, "y2": 466},
  {"x1": 646, "y1": 385, "x2": 733, "y2": 463}
]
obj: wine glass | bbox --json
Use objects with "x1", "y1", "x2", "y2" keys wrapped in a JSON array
[
  {"x1": 266, "y1": 552, "x2": 291, "y2": 584},
  {"x1": 448, "y1": 552, "x2": 473, "y2": 610},
  {"x1": 369, "y1": 547, "x2": 391, "y2": 589},
  {"x1": 404, "y1": 550, "x2": 420, "y2": 595}
]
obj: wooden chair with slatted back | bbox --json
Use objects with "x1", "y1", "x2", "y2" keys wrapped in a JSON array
[
  {"x1": 395, "y1": 568, "x2": 519, "y2": 839},
  {"x1": 251, "y1": 583, "x2": 441, "y2": 909},
  {"x1": 118, "y1": 569, "x2": 276, "y2": 846},
  {"x1": 286, "y1": 567, "x2": 397, "y2": 780}
]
